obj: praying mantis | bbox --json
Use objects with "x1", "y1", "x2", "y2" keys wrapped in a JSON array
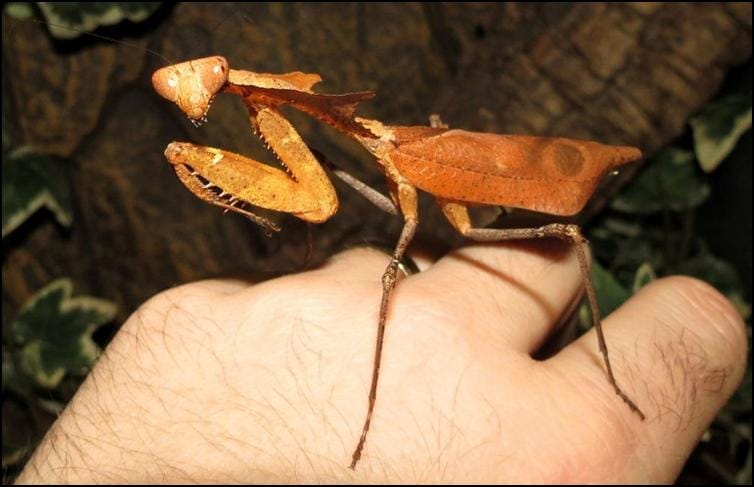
[{"x1": 152, "y1": 56, "x2": 646, "y2": 469}]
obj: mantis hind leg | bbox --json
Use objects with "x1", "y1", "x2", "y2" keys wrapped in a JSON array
[
  {"x1": 438, "y1": 199, "x2": 646, "y2": 421},
  {"x1": 350, "y1": 182, "x2": 418, "y2": 469}
]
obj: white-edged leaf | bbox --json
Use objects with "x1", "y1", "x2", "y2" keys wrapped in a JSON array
[
  {"x1": 2, "y1": 146, "x2": 72, "y2": 238},
  {"x1": 10, "y1": 279, "x2": 117, "y2": 388},
  {"x1": 4, "y1": 2, "x2": 34, "y2": 19},
  {"x1": 691, "y1": 94, "x2": 752, "y2": 173},
  {"x1": 632, "y1": 262, "x2": 656, "y2": 292},
  {"x1": 611, "y1": 147, "x2": 710, "y2": 214},
  {"x1": 38, "y1": 2, "x2": 162, "y2": 39}
]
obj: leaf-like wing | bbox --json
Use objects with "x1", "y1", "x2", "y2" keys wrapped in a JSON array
[{"x1": 391, "y1": 129, "x2": 641, "y2": 216}]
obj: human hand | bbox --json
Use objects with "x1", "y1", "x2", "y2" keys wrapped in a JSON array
[{"x1": 16, "y1": 242, "x2": 747, "y2": 483}]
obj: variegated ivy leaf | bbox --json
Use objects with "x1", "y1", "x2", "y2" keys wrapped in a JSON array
[
  {"x1": 3, "y1": 3, "x2": 35, "y2": 19},
  {"x1": 38, "y1": 2, "x2": 162, "y2": 39},
  {"x1": 2, "y1": 350, "x2": 34, "y2": 399},
  {"x1": 691, "y1": 93, "x2": 752, "y2": 173},
  {"x1": 611, "y1": 147, "x2": 710, "y2": 214},
  {"x1": 677, "y1": 253, "x2": 751, "y2": 320},
  {"x1": 632, "y1": 262, "x2": 656, "y2": 292},
  {"x1": 10, "y1": 279, "x2": 117, "y2": 388},
  {"x1": 2, "y1": 146, "x2": 72, "y2": 238},
  {"x1": 2, "y1": 443, "x2": 32, "y2": 469},
  {"x1": 1, "y1": 394, "x2": 33, "y2": 467}
]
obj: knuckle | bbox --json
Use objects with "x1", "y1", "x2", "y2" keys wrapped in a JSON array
[
  {"x1": 323, "y1": 245, "x2": 392, "y2": 269},
  {"x1": 125, "y1": 282, "x2": 219, "y2": 339}
]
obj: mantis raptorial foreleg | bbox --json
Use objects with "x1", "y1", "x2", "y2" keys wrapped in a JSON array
[
  {"x1": 164, "y1": 108, "x2": 338, "y2": 225},
  {"x1": 308, "y1": 148, "x2": 399, "y2": 217},
  {"x1": 170, "y1": 161, "x2": 281, "y2": 234},
  {"x1": 165, "y1": 124, "x2": 400, "y2": 233},
  {"x1": 153, "y1": 57, "x2": 386, "y2": 230}
]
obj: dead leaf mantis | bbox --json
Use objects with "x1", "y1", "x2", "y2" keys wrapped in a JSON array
[{"x1": 152, "y1": 56, "x2": 646, "y2": 469}]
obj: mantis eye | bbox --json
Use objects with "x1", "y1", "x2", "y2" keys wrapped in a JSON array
[{"x1": 152, "y1": 67, "x2": 180, "y2": 103}]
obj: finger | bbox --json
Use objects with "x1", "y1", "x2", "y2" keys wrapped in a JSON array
[
  {"x1": 550, "y1": 276, "x2": 748, "y2": 482},
  {"x1": 191, "y1": 278, "x2": 253, "y2": 294},
  {"x1": 319, "y1": 246, "x2": 397, "y2": 281},
  {"x1": 411, "y1": 238, "x2": 585, "y2": 353},
  {"x1": 155, "y1": 278, "x2": 253, "y2": 300},
  {"x1": 321, "y1": 243, "x2": 439, "y2": 278}
]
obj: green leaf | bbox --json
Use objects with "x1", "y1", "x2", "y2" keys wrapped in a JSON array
[
  {"x1": 590, "y1": 216, "x2": 668, "y2": 287},
  {"x1": 9, "y1": 279, "x2": 117, "y2": 388},
  {"x1": 632, "y1": 262, "x2": 656, "y2": 292},
  {"x1": 736, "y1": 446, "x2": 752, "y2": 486},
  {"x1": 38, "y1": 2, "x2": 162, "y2": 39},
  {"x1": 2, "y1": 350, "x2": 34, "y2": 399},
  {"x1": 611, "y1": 147, "x2": 710, "y2": 214},
  {"x1": 676, "y1": 253, "x2": 751, "y2": 320},
  {"x1": 691, "y1": 93, "x2": 752, "y2": 173},
  {"x1": 37, "y1": 398, "x2": 65, "y2": 415},
  {"x1": 591, "y1": 260, "x2": 632, "y2": 316},
  {"x1": 2, "y1": 443, "x2": 32, "y2": 468},
  {"x1": 579, "y1": 261, "x2": 631, "y2": 329},
  {"x1": 601, "y1": 217, "x2": 642, "y2": 238},
  {"x1": 2, "y1": 146, "x2": 73, "y2": 238},
  {"x1": 3, "y1": 2, "x2": 35, "y2": 19}
]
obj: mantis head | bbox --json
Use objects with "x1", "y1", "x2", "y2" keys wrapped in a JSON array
[{"x1": 152, "y1": 56, "x2": 229, "y2": 126}]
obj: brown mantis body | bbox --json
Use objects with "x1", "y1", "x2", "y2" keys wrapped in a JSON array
[{"x1": 152, "y1": 56, "x2": 645, "y2": 469}]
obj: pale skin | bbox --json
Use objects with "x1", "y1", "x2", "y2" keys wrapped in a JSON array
[{"x1": 16, "y1": 244, "x2": 747, "y2": 483}]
